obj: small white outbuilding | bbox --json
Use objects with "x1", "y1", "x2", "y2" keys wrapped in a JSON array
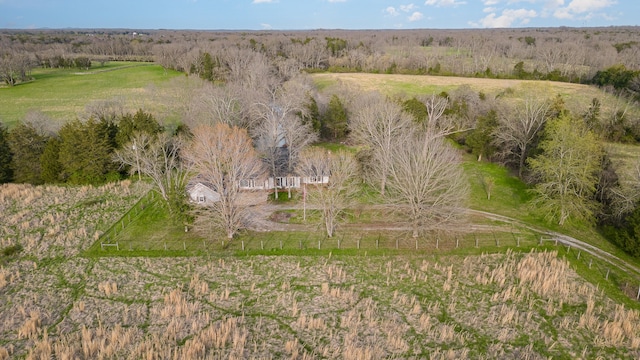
[{"x1": 187, "y1": 182, "x2": 220, "y2": 205}]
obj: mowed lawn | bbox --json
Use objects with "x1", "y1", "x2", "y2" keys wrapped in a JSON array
[{"x1": 0, "y1": 62, "x2": 182, "y2": 128}]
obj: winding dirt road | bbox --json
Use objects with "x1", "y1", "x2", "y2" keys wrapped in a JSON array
[
  {"x1": 253, "y1": 202, "x2": 640, "y2": 279},
  {"x1": 468, "y1": 209, "x2": 640, "y2": 278}
]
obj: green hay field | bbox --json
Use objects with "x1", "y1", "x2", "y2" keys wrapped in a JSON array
[{"x1": 0, "y1": 62, "x2": 182, "y2": 128}]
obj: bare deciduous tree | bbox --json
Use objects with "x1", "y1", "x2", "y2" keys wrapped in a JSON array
[
  {"x1": 421, "y1": 94, "x2": 469, "y2": 139},
  {"x1": 253, "y1": 80, "x2": 317, "y2": 198},
  {"x1": 350, "y1": 93, "x2": 414, "y2": 195},
  {"x1": 0, "y1": 52, "x2": 31, "y2": 86},
  {"x1": 609, "y1": 160, "x2": 640, "y2": 220},
  {"x1": 493, "y1": 98, "x2": 550, "y2": 178},
  {"x1": 297, "y1": 148, "x2": 359, "y2": 238},
  {"x1": 83, "y1": 98, "x2": 126, "y2": 123},
  {"x1": 386, "y1": 134, "x2": 468, "y2": 238},
  {"x1": 183, "y1": 124, "x2": 266, "y2": 239},
  {"x1": 184, "y1": 82, "x2": 249, "y2": 129},
  {"x1": 114, "y1": 132, "x2": 189, "y2": 216}
]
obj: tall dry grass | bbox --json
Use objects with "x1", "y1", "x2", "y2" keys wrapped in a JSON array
[
  {"x1": 5, "y1": 245, "x2": 640, "y2": 358},
  {"x1": 1, "y1": 181, "x2": 149, "y2": 259}
]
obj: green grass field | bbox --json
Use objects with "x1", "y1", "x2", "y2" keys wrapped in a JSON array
[{"x1": 0, "y1": 62, "x2": 182, "y2": 128}]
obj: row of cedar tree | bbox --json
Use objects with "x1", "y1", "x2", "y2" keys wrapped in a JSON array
[{"x1": 0, "y1": 109, "x2": 164, "y2": 185}]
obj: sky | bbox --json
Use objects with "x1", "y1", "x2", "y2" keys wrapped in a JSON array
[{"x1": 0, "y1": 0, "x2": 637, "y2": 30}]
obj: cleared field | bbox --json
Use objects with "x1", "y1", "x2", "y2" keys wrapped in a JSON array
[
  {"x1": 313, "y1": 72, "x2": 592, "y2": 97},
  {"x1": 0, "y1": 62, "x2": 182, "y2": 128},
  {"x1": 311, "y1": 72, "x2": 633, "y2": 117}
]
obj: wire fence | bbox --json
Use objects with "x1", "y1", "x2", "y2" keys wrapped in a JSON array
[
  {"x1": 98, "y1": 225, "x2": 544, "y2": 254},
  {"x1": 94, "y1": 196, "x2": 640, "y2": 301},
  {"x1": 97, "y1": 190, "x2": 157, "y2": 246}
]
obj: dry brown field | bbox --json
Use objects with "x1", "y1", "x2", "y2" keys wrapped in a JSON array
[{"x1": 2, "y1": 182, "x2": 640, "y2": 358}]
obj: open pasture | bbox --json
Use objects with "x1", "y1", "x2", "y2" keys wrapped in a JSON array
[
  {"x1": 0, "y1": 62, "x2": 182, "y2": 128},
  {"x1": 311, "y1": 72, "x2": 634, "y2": 117}
]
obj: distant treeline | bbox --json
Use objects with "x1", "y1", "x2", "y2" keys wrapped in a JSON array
[{"x1": 1, "y1": 27, "x2": 640, "y2": 92}]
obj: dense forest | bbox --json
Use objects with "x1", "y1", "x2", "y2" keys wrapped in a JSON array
[{"x1": 2, "y1": 27, "x2": 640, "y2": 254}]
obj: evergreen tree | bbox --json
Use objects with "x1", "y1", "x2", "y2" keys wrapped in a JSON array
[
  {"x1": 402, "y1": 97, "x2": 428, "y2": 124},
  {"x1": 201, "y1": 52, "x2": 214, "y2": 81},
  {"x1": 583, "y1": 97, "x2": 601, "y2": 133},
  {"x1": 7, "y1": 121, "x2": 48, "y2": 184},
  {"x1": 0, "y1": 122, "x2": 13, "y2": 183},
  {"x1": 58, "y1": 118, "x2": 117, "y2": 184},
  {"x1": 40, "y1": 137, "x2": 62, "y2": 183},
  {"x1": 466, "y1": 110, "x2": 499, "y2": 161},
  {"x1": 301, "y1": 95, "x2": 322, "y2": 132},
  {"x1": 322, "y1": 94, "x2": 348, "y2": 140},
  {"x1": 603, "y1": 206, "x2": 640, "y2": 257},
  {"x1": 116, "y1": 109, "x2": 163, "y2": 147}
]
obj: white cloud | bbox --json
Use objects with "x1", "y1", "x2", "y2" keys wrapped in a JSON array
[
  {"x1": 425, "y1": 0, "x2": 467, "y2": 6},
  {"x1": 386, "y1": 3, "x2": 421, "y2": 18},
  {"x1": 252, "y1": 0, "x2": 274, "y2": 3},
  {"x1": 474, "y1": 8, "x2": 537, "y2": 27},
  {"x1": 553, "y1": 0, "x2": 615, "y2": 19},
  {"x1": 483, "y1": 0, "x2": 500, "y2": 5},
  {"x1": 400, "y1": 3, "x2": 418, "y2": 12},
  {"x1": 385, "y1": 6, "x2": 400, "y2": 16},
  {"x1": 260, "y1": 23, "x2": 273, "y2": 29},
  {"x1": 484, "y1": 6, "x2": 498, "y2": 12},
  {"x1": 408, "y1": 11, "x2": 424, "y2": 21},
  {"x1": 327, "y1": 0, "x2": 347, "y2": 2}
]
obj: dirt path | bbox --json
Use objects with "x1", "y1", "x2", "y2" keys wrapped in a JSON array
[
  {"x1": 468, "y1": 209, "x2": 640, "y2": 278},
  {"x1": 251, "y1": 202, "x2": 640, "y2": 278}
]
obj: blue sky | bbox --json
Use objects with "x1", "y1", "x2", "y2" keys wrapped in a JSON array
[{"x1": 0, "y1": 0, "x2": 637, "y2": 30}]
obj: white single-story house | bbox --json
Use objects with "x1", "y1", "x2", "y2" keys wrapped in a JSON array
[
  {"x1": 188, "y1": 176, "x2": 330, "y2": 205},
  {"x1": 239, "y1": 176, "x2": 330, "y2": 190}
]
